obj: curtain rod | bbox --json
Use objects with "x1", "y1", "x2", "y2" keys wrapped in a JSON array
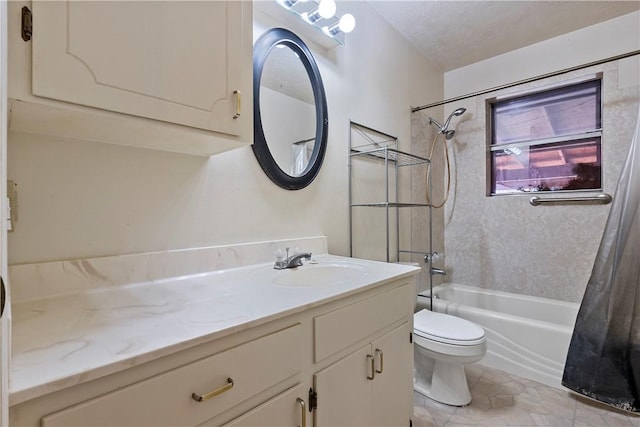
[{"x1": 411, "y1": 50, "x2": 640, "y2": 113}]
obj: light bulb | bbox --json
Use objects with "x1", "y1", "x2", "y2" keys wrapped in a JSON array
[
  {"x1": 317, "y1": 0, "x2": 336, "y2": 19},
  {"x1": 322, "y1": 13, "x2": 356, "y2": 37},
  {"x1": 338, "y1": 13, "x2": 355, "y2": 33},
  {"x1": 301, "y1": 0, "x2": 335, "y2": 24}
]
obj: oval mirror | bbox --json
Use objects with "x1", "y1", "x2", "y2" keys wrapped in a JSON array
[{"x1": 253, "y1": 28, "x2": 328, "y2": 190}]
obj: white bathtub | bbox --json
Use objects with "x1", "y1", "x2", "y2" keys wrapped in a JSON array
[{"x1": 416, "y1": 283, "x2": 579, "y2": 388}]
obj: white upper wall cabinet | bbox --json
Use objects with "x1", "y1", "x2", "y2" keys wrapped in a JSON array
[
  {"x1": 32, "y1": 1, "x2": 245, "y2": 135},
  {"x1": 8, "y1": 1, "x2": 253, "y2": 156}
]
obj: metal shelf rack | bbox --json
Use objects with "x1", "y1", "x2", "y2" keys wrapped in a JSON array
[{"x1": 348, "y1": 121, "x2": 433, "y2": 272}]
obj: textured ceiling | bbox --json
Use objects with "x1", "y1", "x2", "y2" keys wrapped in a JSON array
[{"x1": 367, "y1": 1, "x2": 640, "y2": 71}]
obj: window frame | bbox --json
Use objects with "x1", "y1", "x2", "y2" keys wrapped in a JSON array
[{"x1": 486, "y1": 74, "x2": 603, "y2": 196}]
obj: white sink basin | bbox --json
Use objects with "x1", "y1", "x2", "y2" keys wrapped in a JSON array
[{"x1": 257, "y1": 262, "x2": 369, "y2": 287}]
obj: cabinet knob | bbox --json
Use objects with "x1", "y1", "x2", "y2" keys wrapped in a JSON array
[{"x1": 191, "y1": 377, "x2": 234, "y2": 402}]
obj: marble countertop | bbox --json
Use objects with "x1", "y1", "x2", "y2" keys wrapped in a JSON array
[{"x1": 10, "y1": 253, "x2": 418, "y2": 406}]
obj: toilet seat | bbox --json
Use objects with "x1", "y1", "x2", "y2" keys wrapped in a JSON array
[{"x1": 414, "y1": 309, "x2": 485, "y2": 346}]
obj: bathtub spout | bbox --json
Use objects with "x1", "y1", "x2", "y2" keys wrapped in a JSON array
[{"x1": 431, "y1": 267, "x2": 447, "y2": 275}]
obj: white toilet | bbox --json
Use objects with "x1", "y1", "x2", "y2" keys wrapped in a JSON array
[{"x1": 413, "y1": 309, "x2": 486, "y2": 406}]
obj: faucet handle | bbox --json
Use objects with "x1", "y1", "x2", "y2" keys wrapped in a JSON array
[
  {"x1": 274, "y1": 249, "x2": 287, "y2": 269},
  {"x1": 274, "y1": 248, "x2": 286, "y2": 261},
  {"x1": 273, "y1": 247, "x2": 312, "y2": 269}
]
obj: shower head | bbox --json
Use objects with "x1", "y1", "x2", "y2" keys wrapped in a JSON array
[
  {"x1": 428, "y1": 107, "x2": 466, "y2": 140},
  {"x1": 442, "y1": 107, "x2": 466, "y2": 133}
]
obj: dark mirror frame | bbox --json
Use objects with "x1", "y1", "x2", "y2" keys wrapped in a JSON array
[{"x1": 252, "y1": 28, "x2": 328, "y2": 190}]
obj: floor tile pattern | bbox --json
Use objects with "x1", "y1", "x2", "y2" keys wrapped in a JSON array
[{"x1": 413, "y1": 365, "x2": 640, "y2": 427}]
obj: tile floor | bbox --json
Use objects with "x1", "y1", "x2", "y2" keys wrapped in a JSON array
[{"x1": 413, "y1": 364, "x2": 640, "y2": 427}]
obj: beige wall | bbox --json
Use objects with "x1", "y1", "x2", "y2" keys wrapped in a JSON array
[
  {"x1": 439, "y1": 12, "x2": 640, "y2": 302},
  {"x1": 7, "y1": 2, "x2": 442, "y2": 265}
]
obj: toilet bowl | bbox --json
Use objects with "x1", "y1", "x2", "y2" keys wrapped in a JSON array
[{"x1": 413, "y1": 309, "x2": 486, "y2": 406}]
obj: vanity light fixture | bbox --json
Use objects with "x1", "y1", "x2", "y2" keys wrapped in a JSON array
[
  {"x1": 277, "y1": 0, "x2": 306, "y2": 8},
  {"x1": 275, "y1": 0, "x2": 356, "y2": 45},
  {"x1": 301, "y1": 0, "x2": 336, "y2": 23},
  {"x1": 323, "y1": 13, "x2": 356, "y2": 35}
]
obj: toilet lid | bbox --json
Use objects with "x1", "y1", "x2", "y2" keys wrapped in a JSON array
[{"x1": 414, "y1": 309, "x2": 485, "y2": 345}]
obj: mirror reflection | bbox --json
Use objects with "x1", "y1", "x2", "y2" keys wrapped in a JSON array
[{"x1": 260, "y1": 44, "x2": 316, "y2": 177}]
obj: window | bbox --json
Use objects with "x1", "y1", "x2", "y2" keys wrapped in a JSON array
[{"x1": 489, "y1": 78, "x2": 602, "y2": 195}]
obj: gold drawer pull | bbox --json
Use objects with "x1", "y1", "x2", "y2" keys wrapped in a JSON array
[
  {"x1": 366, "y1": 354, "x2": 375, "y2": 380},
  {"x1": 233, "y1": 90, "x2": 241, "y2": 119},
  {"x1": 375, "y1": 348, "x2": 384, "y2": 374},
  {"x1": 296, "y1": 397, "x2": 306, "y2": 427},
  {"x1": 192, "y1": 377, "x2": 234, "y2": 402}
]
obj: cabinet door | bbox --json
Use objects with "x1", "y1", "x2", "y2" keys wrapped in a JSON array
[
  {"x1": 313, "y1": 344, "x2": 372, "y2": 426},
  {"x1": 31, "y1": 1, "x2": 250, "y2": 137},
  {"x1": 371, "y1": 322, "x2": 413, "y2": 427},
  {"x1": 219, "y1": 385, "x2": 307, "y2": 427}
]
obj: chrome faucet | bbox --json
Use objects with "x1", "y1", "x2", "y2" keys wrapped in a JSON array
[
  {"x1": 431, "y1": 267, "x2": 447, "y2": 276},
  {"x1": 274, "y1": 248, "x2": 312, "y2": 270}
]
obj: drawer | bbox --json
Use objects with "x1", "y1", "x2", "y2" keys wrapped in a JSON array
[
  {"x1": 314, "y1": 282, "x2": 414, "y2": 362},
  {"x1": 42, "y1": 324, "x2": 302, "y2": 427},
  {"x1": 217, "y1": 384, "x2": 307, "y2": 427}
]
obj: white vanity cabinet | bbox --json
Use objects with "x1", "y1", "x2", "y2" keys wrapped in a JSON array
[
  {"x1": 220, "y1": 385, "x2": 307, "y2": 427},
  {"x1": 312, "y1": 284, "x2": 415, "y2": 427},
  {"x1": 39, "y1": 325, "x2": 303, "y2": 427},
  {"x1": 313, "y1": 323, "x2": 413, "y2": 426},
  {"x1": 9, "y1": 273, "x2": 416, "y2": 427},
  {"x1": 7, "y1": 0, "x2": 253, "y2": 156}
]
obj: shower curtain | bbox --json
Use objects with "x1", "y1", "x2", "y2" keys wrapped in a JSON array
[
  {"x1": 291, "y1": 139, "x2": 314, "y2": 176},
  {"x1": 562, "y1": 104, "x2": 640, "y2": 412}
]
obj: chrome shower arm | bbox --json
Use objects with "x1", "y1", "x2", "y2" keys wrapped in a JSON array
[{"x1": 428, "y1": 117, "x2": 444, "y2": 130}]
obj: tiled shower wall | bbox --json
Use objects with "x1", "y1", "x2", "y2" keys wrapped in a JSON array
[
  {"x1": 439, "y1": 60, "x2": 639, "y2": 302},
  {"x1": 410, "y1": 108, "x2": 445, "y2": 294}
]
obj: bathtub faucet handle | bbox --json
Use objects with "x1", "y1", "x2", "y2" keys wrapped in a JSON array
[{"x1": 424, "y1": 252, "x2": 444, "y2": 263}]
